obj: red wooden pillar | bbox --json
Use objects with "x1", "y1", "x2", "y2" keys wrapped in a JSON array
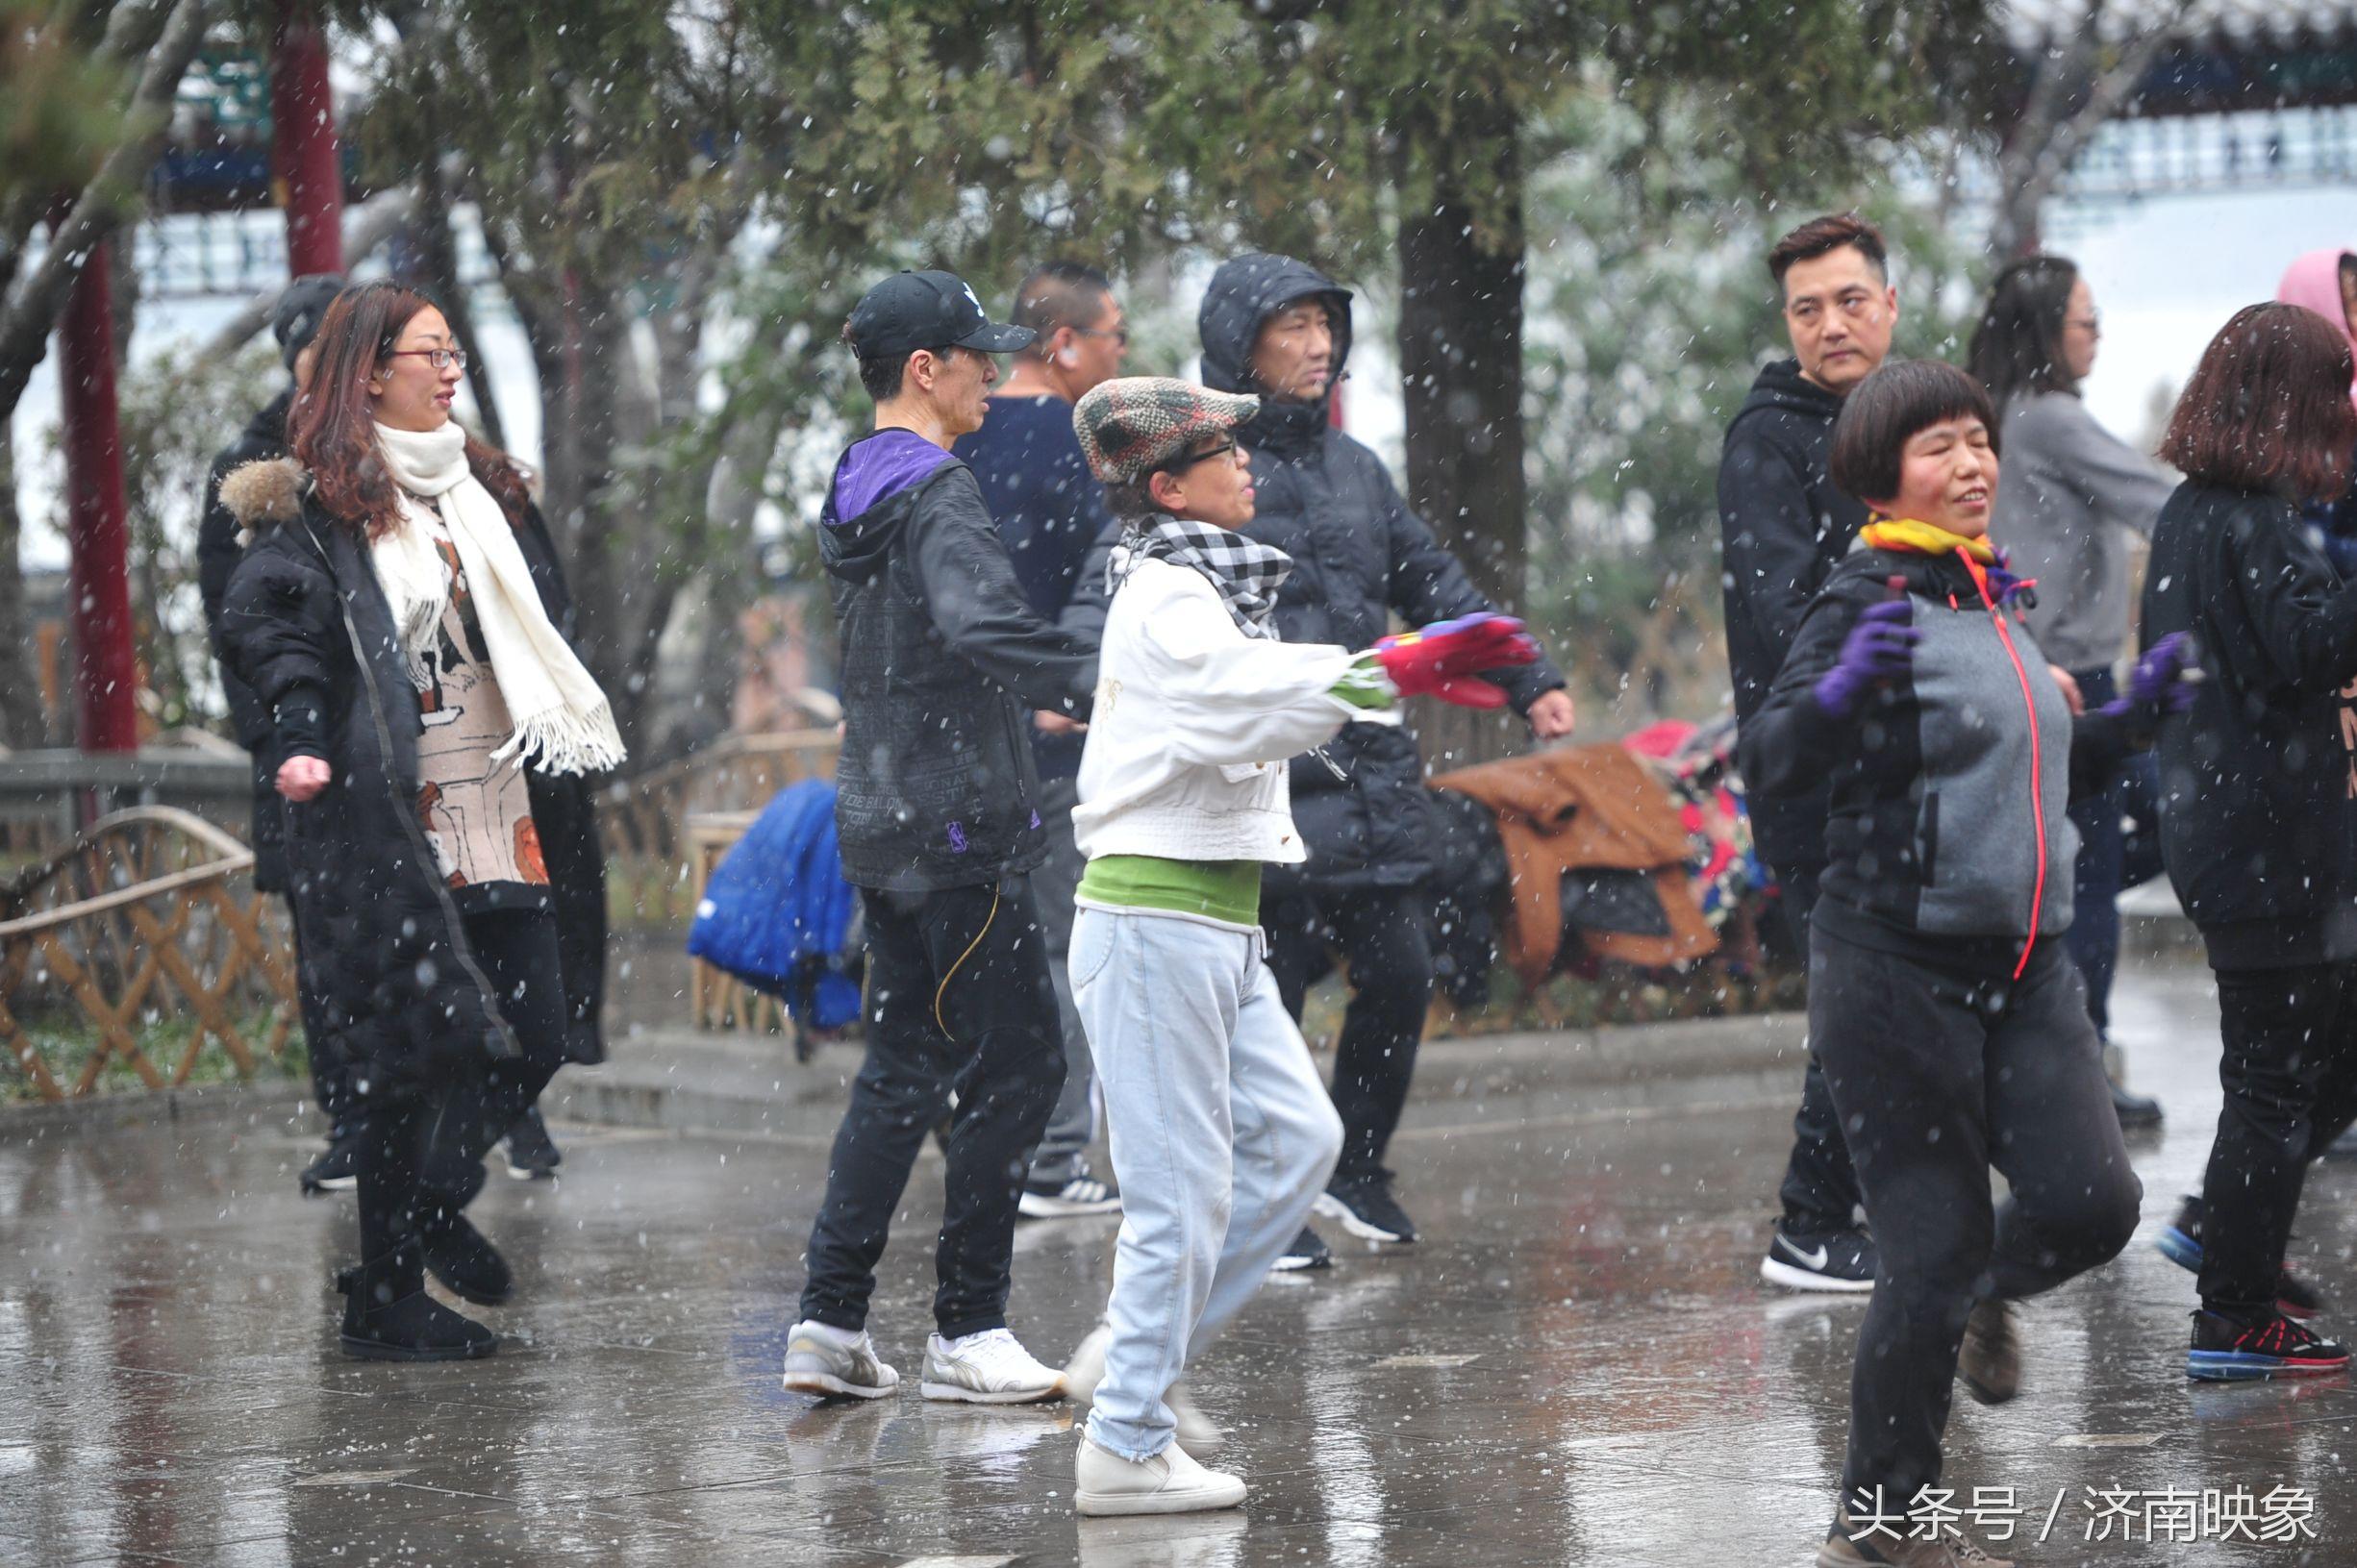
[
  {"x1": 59, "y1": 241, "x2": 138, "y2": 754},
  {"x1": 271, "y1": 1, "x2": 343, "y2": 274}
]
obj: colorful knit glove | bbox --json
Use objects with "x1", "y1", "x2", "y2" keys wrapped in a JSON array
[
  {"x1": 1812, "y1": 599, "x2": 1918, "y2": 719},
  {"x1": 1370, "y1": 612, "x2": 1543, "y2": 710},
  {"x1": 2104, "y1": 631, "x2": 2199, "y2": 717}
]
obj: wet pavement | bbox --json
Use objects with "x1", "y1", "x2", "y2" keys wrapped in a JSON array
[{"x1": 5, "y1": 942, "x2": 2355, "y2": 1566}]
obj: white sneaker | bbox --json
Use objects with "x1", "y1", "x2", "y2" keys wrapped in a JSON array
[
  {"x1": 780, "y1": 1321, "x2": 898, "y2": 1400},
  {"x1": 1018, "y1": 1175, "x2": 1123, "y2": 1218},
  {"x1": 1064, "y1": 1324, "x2": 1224, "y2": 1457},
  {"x1": 1074, "y1": 1433, "x2": 1246, "y2": 1516},
  {"x1": 919, "y1": 1328, "x2": 1067, "y2": 1404}
]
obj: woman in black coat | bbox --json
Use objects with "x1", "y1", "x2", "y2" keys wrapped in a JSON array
[
  {"x1": 220, "y1": 282, "x2": 615, "y2": 1360},
  {"x1": 2143, "y1": 302, "x2": 2357, "y2": 1380}
]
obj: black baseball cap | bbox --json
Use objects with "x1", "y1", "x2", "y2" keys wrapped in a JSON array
[{"x1": 846, "y1": 270, "x2": 1035, "y2": 361}]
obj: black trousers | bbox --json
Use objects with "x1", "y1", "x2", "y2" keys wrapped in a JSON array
[
  {"x1": 2198, "y1": 959, "x2": 2357, "y2": 1314},
  {"x1": 1769, "y1": 865, "x2": 1867, "y2": 1234},
  {"x1": 799, "y1": 877, "x2": 1066, "y2": 1339},
  {"x1": 351, "y1": 908, "x2": 571, "y2": 1268},
  {"x1": 1265, "y1": 885, "x2": 1433, "y2": 1182},
  {"x1": 1814, "y1": 928, "x2": 2141, "y2": 1507}
]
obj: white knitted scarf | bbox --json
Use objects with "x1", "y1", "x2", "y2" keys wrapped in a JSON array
[{"x1": 369, "y1": 421, "x2": 626, "y2": 775}]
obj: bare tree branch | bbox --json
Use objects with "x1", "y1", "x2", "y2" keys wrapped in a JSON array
[
  {"x1": 0, "y1": 0, "x2": 210, "y2": 423},
  {"x1": 1989, "y1": 0, "x2": 2196, "y2": 258},
  {"x1": 196, "y1": 185, "x2": 421, "y2": 361}
]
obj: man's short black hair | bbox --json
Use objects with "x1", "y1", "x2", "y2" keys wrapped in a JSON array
[
  {"x1": 850, "y1": 339, "x2": 952, "y2": 403},
  {"x1": 1768, "y1": 212, "x2": 1890, "y2": 290},
  {"x1": 1012, "y1": 261, "x2": 1114, "y2": 359},
  {"x1": 1830, "y1": 360, "x2": 1999, "y2": 505}
]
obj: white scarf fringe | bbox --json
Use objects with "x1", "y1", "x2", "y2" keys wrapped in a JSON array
[{"x1": 369, "y1": 421, "x2": 626, "y2": 776}]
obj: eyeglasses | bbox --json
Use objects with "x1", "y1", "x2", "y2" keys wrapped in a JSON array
[
  {"x1": 1074, "y1": 325, "x2": 1130, "y2": 347},
  {"x1": 2065, "y1": 312, "x2": 2101, "y2": 335},
  {"x1": 385, "y1": 347, "x2": 470, "y2": 371},
  {"x1": 1161, "y1": 438, "x2": 1238, "y2": 474}
]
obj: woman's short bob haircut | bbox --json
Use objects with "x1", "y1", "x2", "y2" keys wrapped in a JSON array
[
  {"x1": 1829, "y1": 360, "x2": 2001, "y2": 508},
  {"x1": 2160, "y1": 302, "x2": 2357, "y2": 503}
]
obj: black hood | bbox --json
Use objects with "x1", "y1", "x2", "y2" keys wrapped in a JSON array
[
  {"x1": 1733, "y1": 358, "x2": 1844, "y2": 430},
  {"x1": 1198, "y1": 253, "x2": 1353, "y2": 456}
]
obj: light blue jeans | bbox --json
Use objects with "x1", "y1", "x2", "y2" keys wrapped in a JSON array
[{"x1": 1069, "y1": 905, "x2": 1343, "y2": 1461}]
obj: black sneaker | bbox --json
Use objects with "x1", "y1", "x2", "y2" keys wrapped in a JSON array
[
  {"x1": 1760, "y1": 1226, "x2": 1877, "y2": 1293},
  {"x1": 2188, "y1": 1307, "x2": 2350, "y2": 1381},
  {"x1": 1316, "y1": 1171, "x2": 1418, "y2": 1243},
  {"x1": 299, "y1": 1128, "x2": 361, "y2": 1195},
  {"x1": 2155, "y1": 1194, "x2": 2325, "y2": 1318},
  {"x1": 1017, "y1": 1174, "x2": 1122, "y2": 1219},
  {"x1": 1272, "y1": 1225, "x2": 1333, "y2": 1272},
  {"x1": 499, "y1": 1107, "x2": 563, "y2": 1181}
]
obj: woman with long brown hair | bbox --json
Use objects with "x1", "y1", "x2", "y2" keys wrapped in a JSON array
[
  {"x1": 218, "y1": 281, "x2": 618, "y2": 1360},
  {"x1": 2143, "y1": 301, "x2": 2357, "y2": 1380}
]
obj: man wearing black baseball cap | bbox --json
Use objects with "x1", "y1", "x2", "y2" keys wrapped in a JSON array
[
  {"x1": 782, "y1": 270, "x2": 1099, "y2": 1407},
  {"x1": 198, "y1": 272, "x2": 350, "y2": 1192}
]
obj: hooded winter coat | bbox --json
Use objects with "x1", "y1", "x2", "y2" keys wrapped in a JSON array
[
  {"x1": 818, "y1": 429, "x2": 1097, "y2": 893},
  {"x1": 1068, "y1": 253, "x2": 1565, "y2": 894},
  {"x1": 1718, "y1": 360, "x2": 1869, "y2": 875},
  {"x1": 216, "y1": 457, "x2": 611, "y2": 1092},
  {"x1": 199, "y1": 388, "x2": 295, "y2": 890}
]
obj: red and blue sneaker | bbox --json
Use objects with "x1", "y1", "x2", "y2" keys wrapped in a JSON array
[{"x1": 2188, "y1": 1308, "x2": 2350, "y2": 1381}]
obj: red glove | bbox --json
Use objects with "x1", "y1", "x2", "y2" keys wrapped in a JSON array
[{"x1": 1371, "y1": 612, "x2": 1543, "y2": 709}]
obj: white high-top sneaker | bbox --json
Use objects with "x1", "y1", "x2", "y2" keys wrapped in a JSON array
[
  {"x1": 1064, "y1": 1323, "x2": 1223, "y2": 1457},
  {"x1": 1074, "y1": 1432, "x2": 1247, "y2": 1517},
  {"x1": 780, "y1": 1320, "x2": 898, "y2": 1400},
  {"x1": 918, "y1": 1328, "x2": 1067, "y2": 1404}
]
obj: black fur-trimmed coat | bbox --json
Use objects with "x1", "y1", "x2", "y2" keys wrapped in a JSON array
[{"x1": 216, "y1": 458, "x2": 609, "y2": 1096}]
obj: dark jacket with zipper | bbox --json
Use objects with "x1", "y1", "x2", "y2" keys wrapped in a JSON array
[
  {"x1": 199, "y1": 388, "x2": 295, "y2": 891},
  {"x1": 2143, "y1": 481, "x2": 2357, "y2": 970},
  {"x1": 819, "y1": 430, "x2": 1097, "y2": 894},
  {"x1": 1718, "y1": 360, "x2": 1869, "y2": 876},
  {"x1": 1741, "y1": 545, "x2": 2144, "y2": 971},
  {"x1": 1066, "y1": 253, "x2": 1567, "y2": 895},
  {"x1": 216, "y1": 458, "x2": 611, "y2": 1090}
]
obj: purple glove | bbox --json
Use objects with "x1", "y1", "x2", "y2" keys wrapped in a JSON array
[
  {"x1": 2103, "y1": 631, "x2": 2198, "y2": 717},
  {"x1": 1813, "y1": 599, "x2": 1919, "y2": 719}
]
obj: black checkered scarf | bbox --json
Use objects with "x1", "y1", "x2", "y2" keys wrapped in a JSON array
[{"x1": 1110, "y1": 516, "x2": 1293, "y2": 640}]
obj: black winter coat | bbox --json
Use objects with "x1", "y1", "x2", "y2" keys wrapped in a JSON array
[
  {"x1": 1717, "y1": 360, "x2": 1868, "y2": 876},
  {"x1": 1066, "y1": 253, "x2": 1566, "y2": 895},
  {"x1": 2144, "y1": 481, "x2": 2357, "y2": 970},
  {"x1": 819, "y1": 435, "x2": 1096, "y2": 893},
  {"x1": 199, "y1": 389, "x2": 295, "y2": 890},
  {"x1": 216, "y1": 458, "x2": 611, "y2": 1095}
]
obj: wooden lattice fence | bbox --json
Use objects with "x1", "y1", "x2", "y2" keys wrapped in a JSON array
[{"x1": 0, "y1": 808, "x2": 297, "y2": 1101}]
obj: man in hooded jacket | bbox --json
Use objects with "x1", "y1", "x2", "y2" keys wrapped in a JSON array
[
  {"x1": 1718, "y1": 212, "x2": 1892, "y2": 1293},
  {"x1": 780, "y1": 270, "x2": 1098, "y2": 1406},
  {"x1": 1067, "y1": 253, "x2": 1571, "y2": 1260}
]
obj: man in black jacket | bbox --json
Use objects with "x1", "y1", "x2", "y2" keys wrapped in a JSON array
[
  {"x1": 1718, "y1": 213, "x2": 1893, "y2": 1292},
  {"x1": 1191, "y1": 253, "x2": 1572, "y2": 1262},
  {"x1": 197, "y1": 273, "x2": 349, "y2": 1189},
  {"x1": 782, "y1": 271, "x2": 1097, "y2": 1406}
]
